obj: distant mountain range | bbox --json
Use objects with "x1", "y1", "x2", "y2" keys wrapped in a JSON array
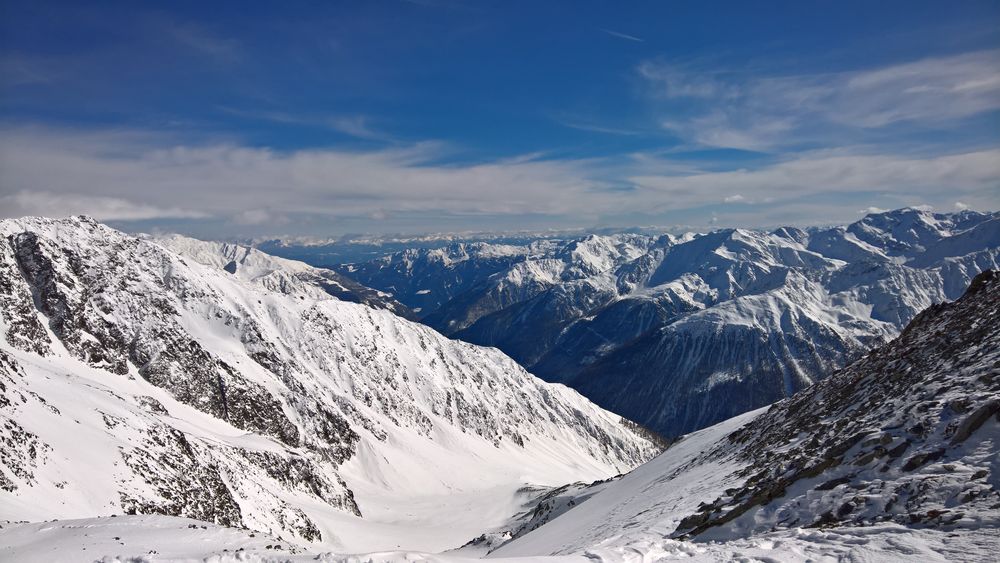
[{"x1": 333, "y1": 208, "x2": 1000, "y2": 437}]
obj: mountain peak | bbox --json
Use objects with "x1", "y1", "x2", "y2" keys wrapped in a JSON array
[{"x1": 0, "y1": 216, "x2": 662, "y2": 550}]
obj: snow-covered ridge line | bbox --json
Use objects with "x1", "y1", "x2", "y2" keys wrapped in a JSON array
[
  {"x1": 0, "y1": 215, "x2": 663, "y2": 552},
  {"x1": 151, "y1": 233, "x2": 418, "y2": 319},
  {"x1": 338, "y1": 207, "x2": 1000, "y2": 437},
  {"x1": 250, "y1": 224, "x2": 684, "y2": 248}
]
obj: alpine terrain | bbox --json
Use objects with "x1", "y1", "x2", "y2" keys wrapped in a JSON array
[
  {"x1": 0, "y1": 216, "x2": 664, "y2": 555},
  {"x1": 336, "y1": 208, "x2": 1000, "y2": 436},
  {"x1": 3, "y1": 1, "x2": 998, "y2": 560},
  {"x1": 493, "y1": 268, "x2": 1000, "y2": 560},
  {"x1": 3, "y1": 240, "x2": 997, "y2": 561}
]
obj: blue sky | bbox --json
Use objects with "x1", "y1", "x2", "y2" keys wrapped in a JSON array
[{"x1": 1, "y1": 0, "x2": 998, "y2": 237}]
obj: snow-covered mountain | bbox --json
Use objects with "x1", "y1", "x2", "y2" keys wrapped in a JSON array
[
  {"x1": 0, "y1": 216, "x2": 664, "y2": 552},
  {"x1": 6, "y1": 269, "x2": 997, "y2": 562},
  {"x1": 491, "y1": 269, "x2": 1000, "y2": 559},
  {"x1": 155, "y1": 234, "x2": 418, "y2": 319},
  {"x1": 338, "y1": 208, "x2": 1000, "y2": 436}
]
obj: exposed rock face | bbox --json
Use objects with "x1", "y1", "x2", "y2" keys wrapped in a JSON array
[
  {"x1": 0, "y1": 216, "x2": 663, "y2": 544},
  {"x1": 674, "y1": 269, "x2": 1000, "y2": 538},
  {"x1": 338, "y1": 208, "x2": 1000, "y2": 436}
]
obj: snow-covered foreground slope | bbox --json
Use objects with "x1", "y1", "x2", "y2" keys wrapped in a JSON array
[
  {"x1": 0, "y1": 216, "x2": 663, "y2": 552},
  {"x1": 337, "y1": 208, "x2": 1000, "y2": 436},
  {"x1": 0, "y1": 515, "x2": 300, "y2": 563},
  {"x1": 5, "y1": 507, "x2": 999, "y2": 562},
  {"x1": 492, "y1": 270, "x2": 1000, "y2": 559}
]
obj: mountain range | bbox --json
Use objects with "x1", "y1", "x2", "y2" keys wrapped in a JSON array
[{"x1": 335, "y1": 208, "x2": 1000, "y2": 436}]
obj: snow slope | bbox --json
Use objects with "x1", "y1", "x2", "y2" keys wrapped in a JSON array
[
  {"x1": 489, "y1": 409, "x2": 763, "y2": 558},
  {"x1": 154, "y1": 234, "x2": 416, "y2": 319},
  {"x1": 6, "y1": 505, "x2": 998, "y2": 562},
  {"x1": 0, "y1": 216, "x2": 663, "y2": 552},
  {"x1": 0, "y1": 515, "x2": 299, "y2": 563}
]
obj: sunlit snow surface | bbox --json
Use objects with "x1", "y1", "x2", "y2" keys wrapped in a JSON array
[
  {"x1": 4, "y1": 506, "x2": 998, "y2": 562},
  {"x1": 5, "y1": 408, "x2": 995, "y2": 561},
  {"x1": 0, "y1": 217, "x2": 659, "y2": 554}
]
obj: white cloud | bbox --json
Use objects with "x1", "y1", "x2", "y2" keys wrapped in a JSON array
[
  {"x1": 233, "y1": 209, "x2": 287, "y2": 226},
  {"x1": 0, "y1": 190, "x2": 208, "y2": 221},
  {"x1": 0, "y1": 126, "x2": 619, "y2": 224},
  {"x1": 1, "y1": 125, "x2": 996, "y2": 233},
  {"x1": 639, "y1": 49, "x2": 1000, "y2": 150},
  {"x1": 0, "y1": 54, "x2": 66, "y2": 86},
  {"x1": 629, "y1": 149, "x2": 1000, "y2": 212},
  {"x1": 638, "y1": 62, "x2": 739, "y2": 100},
  {"x1": 166, "y1": 21, "x2": 241, "y2": 62},
  {"x1": 558, "y1": 120, "x2": 644, "y2": 136},
  {"x1": 955, "y1": 201, "x2": 970, "y2": 211},
  {"x1": 219, "y1": 107, "x2": 390, "y2": 141},
  {"x1": 324, "y1": 116, "x2": 386, "y2": 141},
  {"x1": 859, "y1": 206, "x2": 888, "y2": 214}
]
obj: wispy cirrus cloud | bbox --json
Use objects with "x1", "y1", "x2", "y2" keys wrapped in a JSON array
[
  {"x1": 219, "y1": 106, "x2": 392, "y2": 141},
  {"x1": 638, "y1": 49, "x2": 1000, "y2": 151},
  {"x1": 325, "y1": 115, "x2": 388, "y2": 141},
  {"x1": 555, "y1": 119, "x2": 646, "y2": 136},
  {"x1": 0, "y1": 53, "x2": 68, "y2": 87},
  {"x1": 601, "y1": 29, "x2": 644, "y2": 43},
  {"x1": 165, "y1": 21, "x2": 242, "y2": 62}
]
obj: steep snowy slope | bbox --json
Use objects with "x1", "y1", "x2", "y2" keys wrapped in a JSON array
[
  {"x1": 154, "y1": 234, "x2": 417, "y2": 319},
  {"x1": 0, "y1": 216, "x2": 663, "y2": 552},
  {"x1": 493, "y1": 270, "x2": 1000, "y2": 558},
  {"x1": 339, "y1": 208, "x2": 999, "y2": 436}
]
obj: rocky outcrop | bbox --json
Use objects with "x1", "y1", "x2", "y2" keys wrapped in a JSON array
[{"x1": 672, "y1": 270, "x2": 1000, "y2": 538}]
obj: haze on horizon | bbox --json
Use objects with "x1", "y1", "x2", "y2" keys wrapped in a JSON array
[{"x1": 1, "y1": 0, "x2": 998, "y2": 239}]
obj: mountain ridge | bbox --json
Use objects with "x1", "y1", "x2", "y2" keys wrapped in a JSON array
[
  {"x1": 336, "y1": 208, "x2": 1000, "y2": 436},
  {"x1": 0, "y1": 215, "x2": 662, "y2": 552}
]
